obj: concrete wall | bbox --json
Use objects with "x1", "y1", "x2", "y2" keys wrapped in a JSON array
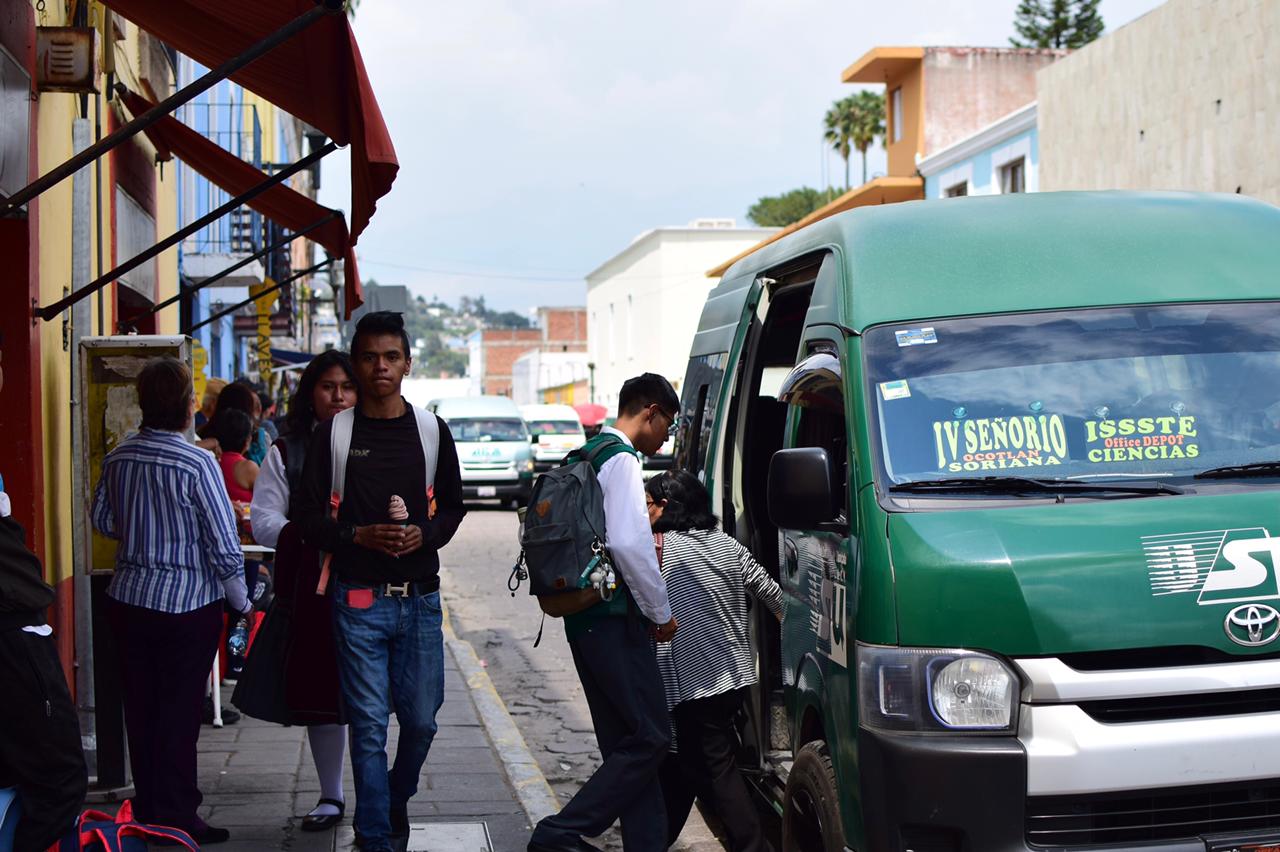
[
  {"x1": 1038, "y1": 0, "x2": 1280, "y2": 204},
  {"x1": 586, "y1": 226, "x2": 776, "y2": 412},
  {"x1": 923, "y1": 48, "x2": 1061, "y2": 158}
]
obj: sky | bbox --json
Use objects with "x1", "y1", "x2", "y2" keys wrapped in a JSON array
[{"x1": 318, "y1": 0, "x2": 1167, "y2": 313}]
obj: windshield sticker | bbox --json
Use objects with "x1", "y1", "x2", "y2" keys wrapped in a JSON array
[
  {"x1": 931, "y1": 414, "x2": 1069, "y2": 472},
  {"x1": 895, "y1": 327, "x2": 937, "y2": 347},
  {"x1": 1085, "y1": 416, "x2": 1200, "y2": 464},
  {"x1": 879, "y1": 380, "x2": 911, "y2": 400}
]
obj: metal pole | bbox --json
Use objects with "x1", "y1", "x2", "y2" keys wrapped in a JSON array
[
  {"x1": 119, "y1": 211, "x2": 339, "y2": 327},
  {"x1": 0, "y1": 2, "x2": 342, "y2": 216},
  {"x1": 35, "y1": 142, "x2": 336, "y2": 321},
  {"x1": 185, "y1": 259, "x2": 333, "y2": 334}
]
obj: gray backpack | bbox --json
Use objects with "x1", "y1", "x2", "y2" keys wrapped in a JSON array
[{"x1": 509, "y1": 434, "x2": 635, "y2": 627}]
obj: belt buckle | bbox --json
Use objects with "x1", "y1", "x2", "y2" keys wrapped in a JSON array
[{"x1": 384, "y1": 581, "x2": 412, "y2": 597}]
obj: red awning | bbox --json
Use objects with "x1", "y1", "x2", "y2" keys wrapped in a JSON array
[
  {"x1": 121, "y1": 88, "x2": 364, "y2": 318},
  {"x1": 103, "y1": 0, "x2": 397, "y2": 246}
]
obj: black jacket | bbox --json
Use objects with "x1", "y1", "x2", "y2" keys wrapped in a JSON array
[{"x1": 0, "y1": 514, "x2": 55, "y2": 631}]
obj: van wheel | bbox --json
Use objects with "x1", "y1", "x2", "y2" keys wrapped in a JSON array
[{"x1": 783, "y1": 741, "x2": 845, "y2": 852}]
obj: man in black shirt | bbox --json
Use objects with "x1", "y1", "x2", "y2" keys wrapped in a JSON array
[{"x1": 298, "y1": 312, "x2": 464, "y2": 852}]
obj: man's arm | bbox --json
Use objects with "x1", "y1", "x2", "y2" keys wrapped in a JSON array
[
  {"x1": 598, "y1": 453, "x2": 672, "y2": 626},
  {"x1": 192, "y1": 454, "x2": 250, "y2": 614},
  {"x1": 423, "y1": 417, "x2": 466, "y2": 549},
  {"x1": 90, "y1": 469, "x2": 117, "y2": 540},
  {"x1": 0, "y1": 515, "x2": 56, "y2": 614}
]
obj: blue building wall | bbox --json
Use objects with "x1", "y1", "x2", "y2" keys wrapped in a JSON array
[{"x1": 923, "y1": 123, "x2": 1039, "y2": 200}]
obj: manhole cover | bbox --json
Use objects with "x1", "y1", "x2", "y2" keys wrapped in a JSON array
[{"x1": 335, "y1": 822, "x2": 493, "y2": 852}]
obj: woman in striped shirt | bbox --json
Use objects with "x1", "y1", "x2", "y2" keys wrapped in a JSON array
[{"x1": 646, "y1": 470, "x2": 783, "y2": 852}]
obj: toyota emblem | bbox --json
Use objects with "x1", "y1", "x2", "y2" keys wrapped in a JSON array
[{"x1": 1224, "y1": 604, "x2": 1280, "y2": 647}]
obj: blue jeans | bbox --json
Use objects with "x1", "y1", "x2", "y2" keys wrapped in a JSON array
[{"x1": 333, "y1": 580, "x2": 445, "y2": 850}]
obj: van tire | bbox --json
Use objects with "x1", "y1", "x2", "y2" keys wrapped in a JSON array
[{"x1": 783, "y1": 740, "x2": 845, "y2": 852}]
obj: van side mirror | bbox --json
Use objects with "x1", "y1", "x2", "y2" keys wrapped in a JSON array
[{"x1": 768, "y1": 448, "x2": 840, "y2": 531}]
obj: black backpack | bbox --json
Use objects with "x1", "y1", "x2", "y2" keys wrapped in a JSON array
[{"x1": 509, "y1": 434, "x2": 636, "y2": 628}]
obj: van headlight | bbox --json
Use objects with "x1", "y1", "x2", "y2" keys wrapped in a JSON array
[
  {"x1": 520, "y1": 458, "x2": 535, "y2": 473},
  {"x1": 857, "y1": 644, "x2": 1018, "y2": 733}
]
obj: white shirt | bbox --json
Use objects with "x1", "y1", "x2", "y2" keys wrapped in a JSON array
[
  {"x1": 597, "y1": 427, "x2": 672, "y2": 625},
  {"x1": 250, "y1": 445, "x2": 290, "y2": 548}
]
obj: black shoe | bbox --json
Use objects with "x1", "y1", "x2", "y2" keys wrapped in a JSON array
[
  {"x1": 300, "y1": 797, "x2": 345, "y2": 832},
  {"x1": 201, "y1": 697, "x2": 240, "y2": 725},
  {"x1": 193, "y1": 825, "x2": 231, "y2": 845},
  {"x1": 527, "y1": 838, "x2": 599, "y2": 852}
]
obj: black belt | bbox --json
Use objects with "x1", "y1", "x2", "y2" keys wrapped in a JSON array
[{"x1": 375, "y1": 581, "x2": 436, "y2": 598}]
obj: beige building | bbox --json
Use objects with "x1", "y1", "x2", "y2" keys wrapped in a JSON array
[
  {"x1": 1038, "y1": 0, "x2": 1280, "y2": 204},
  {"x1": 587, "y1": 220, "x2": 776, "y2": 411}
]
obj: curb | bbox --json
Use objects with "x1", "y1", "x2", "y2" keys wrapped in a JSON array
[{"x1": 442, "y1": 604, "x2": 561, "y2": 827}]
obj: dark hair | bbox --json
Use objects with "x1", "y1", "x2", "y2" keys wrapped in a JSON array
[
  {"x1": 197, "y1": 381, "x2": 257, "y2": 438},
  {"x1": 137, "y1": 357, "x2": 193, "y2": 431},
  {"x1": 618, "y1": 372, "x2": 679, "y2": 418},
  {"x1": 213, "y1": 408, "x2": 253, "y2": 454},
  {"x1": 352, "y1": 311, "x2": 411, "y2": 360},
  {"x1": 285, "y1": 350, "x2": 356, "y2": 437},
  {"x1": 646, "y1": 470, "x2": 718, "y2": 533}
]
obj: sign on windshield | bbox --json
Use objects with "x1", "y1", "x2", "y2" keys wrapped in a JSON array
[
  {"x1": 451, "y1": 418, "x2": 528, "y2": 443},
  {"x1": 864, "y1": 303, "x2": 1280, "y2": 486}
]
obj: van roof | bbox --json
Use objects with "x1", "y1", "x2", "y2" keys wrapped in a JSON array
[
  {"x1": 520, "y1": 404, "x2": 580, "y2": 420},
  {"x1": 719, "y1": 191, "x2": 1280, "y2": 332},
  {"x1": 429, "y1": 395, "x2": 523, "y2": 418}
]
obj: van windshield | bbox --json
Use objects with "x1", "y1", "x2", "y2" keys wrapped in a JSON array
[
  {"x1": 450, "y1": 418, "x2": 528, "y2": 443},
  {"x1": 527, "y1": 420, "x2": 581, "y2": 437},
  {"x1": 863, "y1": 302, "x2": 1280, "y2": 489}
]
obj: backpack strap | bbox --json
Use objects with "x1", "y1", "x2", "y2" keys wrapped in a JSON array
[
  {"x1": 412, "y1": 406, "x2": 440, "y2": 495},
  {"x1": 576, "y1": 433, "x2": 637, "y2": 473},
  {"x1": 316, "y1": 408, "x2": 356, "y2": 595}
]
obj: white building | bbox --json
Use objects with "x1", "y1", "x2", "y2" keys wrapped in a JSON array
[
  {"x1": 511, "y1": 350, "x2": 590, "y2": 406},
  {"x1": 586, "y1": 219, "x2": 777, "y2": 411},
  {"x1": 918, "y1": 102, "x2": 1038, "y2": 199}
]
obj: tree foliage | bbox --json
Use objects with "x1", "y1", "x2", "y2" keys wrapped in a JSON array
[
  {"x1": 747, "y1": 187, "x2": 844, "y2": 228},
  {"x1": 1010, "y1": 0, "x2": 1104, "y2": 49},
  {"x1": 823, "y1": 91, "x2": 886, "y2": 189}
]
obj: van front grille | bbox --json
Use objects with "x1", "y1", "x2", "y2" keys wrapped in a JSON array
[
  {"x1": 1078, "y1": 687, "x2": 1280, "y2": 723},
  {"x1": 1027, "y1": 779, "x2": 1280, "y2": 846}
]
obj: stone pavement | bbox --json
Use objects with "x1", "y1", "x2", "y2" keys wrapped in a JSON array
[{"x1": 191, "y1": 626, "x2": 531, "y2": 852}]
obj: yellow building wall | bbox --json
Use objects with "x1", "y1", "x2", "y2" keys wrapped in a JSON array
[
  {"x1": 885, "y1": 62, "x2": 924, "y2": 177},
  {"x1": 32, "y1": 0, "x2": 178, "y2": 582}
]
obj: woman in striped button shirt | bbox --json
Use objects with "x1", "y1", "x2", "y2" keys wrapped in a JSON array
[{"x1": 646, "y1": 469, "x2": 783, "y2": 852}]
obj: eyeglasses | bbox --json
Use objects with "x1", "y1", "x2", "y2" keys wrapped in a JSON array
[{"x1": 653, "y1": 406, "x2": 679, "y2": 438}]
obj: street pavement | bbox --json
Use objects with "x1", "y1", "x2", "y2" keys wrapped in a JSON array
[
  {"x1": 188, "y1": 612, "x2": 529, "y2": 852},
  {"x1": 439, "y1": 505, "x2": 725, "y2": 852}
]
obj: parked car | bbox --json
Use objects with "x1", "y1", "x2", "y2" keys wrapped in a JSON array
[
  {"x1": 428, "y1": 396, "x2": 533, "y2": 508},
  {"x1": 521, "y1": 404, "x2": 586, "y2": 472}
]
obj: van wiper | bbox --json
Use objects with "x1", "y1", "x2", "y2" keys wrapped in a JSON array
[
  {"x1": 1194, "y1": 461, "x2": 1280, "y2": 480},
  {"x1": 889, "y1": 476, "x2": 1184, "y2": 497}
]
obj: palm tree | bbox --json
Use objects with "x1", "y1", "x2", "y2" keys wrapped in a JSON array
[
  {"x1": 823, "y1": 92, "x2": 887, "y2": 190},
  {"x1": 823, "y1": 100, "x2": 854, "y2": 191},
  {"x1": 848, "y1": 90, "x2": 886, "y2": 186}
]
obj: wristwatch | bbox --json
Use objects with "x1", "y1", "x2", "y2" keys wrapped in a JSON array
[{"x1": 338, "y1": 523, "x2": 357, "y2": 546}]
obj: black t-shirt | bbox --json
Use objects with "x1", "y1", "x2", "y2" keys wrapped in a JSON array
[{"x1": 298, "y1": 402, "x2": 465, "y2": 587}]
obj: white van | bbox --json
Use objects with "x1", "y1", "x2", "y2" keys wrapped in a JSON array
[
  {"x1": 520, "y1": 404, "x2": 586, "y2": 472},
  {"x1": 428, "y1": 396, "x2": 534, "y2": 507}
]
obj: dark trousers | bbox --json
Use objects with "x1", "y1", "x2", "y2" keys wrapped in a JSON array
[
  {"x1": 0, "y1": 627, "x2": 87, "y2": 851},
  {"x1": 532, "y1": 616, "x2": 669, "y2": 851},
  {"x1": 660, "y1": 688, "x2": 769, "y2": 852},
  {"x1": 107, "y1": 597, "x2": 222, "y2": 834}
]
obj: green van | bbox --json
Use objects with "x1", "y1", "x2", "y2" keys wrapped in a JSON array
[{"x1": 674, "y1": 192, "x2": 1280, "y2": 852}]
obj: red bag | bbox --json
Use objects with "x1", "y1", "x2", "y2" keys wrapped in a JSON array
[{"x1": 50, "y1": 800, "x2": 197, "y2": 851}]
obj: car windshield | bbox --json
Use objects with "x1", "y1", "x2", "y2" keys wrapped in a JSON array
[
  {"x1": 450, "y1": 418, "x2": 528, "y2": 443},
  {"x1": 863, "y1": 302, "x2": 1280, "y2": 489},
  {"x1": 527, "y1": 420, "x2": 581, "y2": 437}
]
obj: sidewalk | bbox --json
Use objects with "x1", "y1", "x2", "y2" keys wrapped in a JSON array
[{"x1": 192, "y1": 627, "x2": 533, "y2": 852}]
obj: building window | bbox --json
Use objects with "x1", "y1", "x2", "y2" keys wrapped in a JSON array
[
  {"x1": 626, "y1": 294, "x2": 634, "y2": 361},
  {"x1": 891, "y1": 87, "x2": 903, "y2": 143},
  {"x1": 945, "y1": 182, "x2": 968, "y2": 198},
  {"x1": 608, "y1": 302, "x2": 616, "y2": 363},
  {"x1": 115, "y1": 187, "x2": 157, "y2": 298},
  {"x1": 1001, "y1": 157, "x2": 1026, "y2": 194}
]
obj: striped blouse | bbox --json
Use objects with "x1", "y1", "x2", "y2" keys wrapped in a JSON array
[
  {"x1": 91, "y1": 428, "x2": 245, "y2": 614},
  {"x1": 655, "y1": 528, "x2": 784, "y2": 709}
]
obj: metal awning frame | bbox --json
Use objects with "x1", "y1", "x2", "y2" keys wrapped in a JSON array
[
  {"x1": 118, "y1": 210, "x2": 339, "y2": 330},
  {"x1": 0, "y1": 0, "x2": 348, "y2": 321},
  {"x1": 184, "y1": 256, "x2": 333, "y2": 335}
]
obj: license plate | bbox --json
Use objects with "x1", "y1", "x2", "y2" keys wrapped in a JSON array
[
  {"x1": 477, "y1": 486, "x2": 497, "y2": 498},
  {"x1": 1207, "y1": 837, "x2": 1280, "y2": 852}
]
